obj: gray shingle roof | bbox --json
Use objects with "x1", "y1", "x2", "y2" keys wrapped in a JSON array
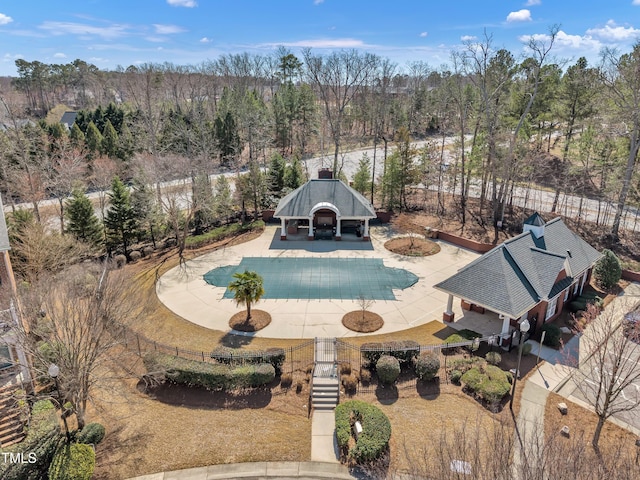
[
  {"x1": 434, "y1": 216, "x2": 602, "y2": 319},
  {"x1": 274, "y1": 179, "x2": 376, "y2": 218}
]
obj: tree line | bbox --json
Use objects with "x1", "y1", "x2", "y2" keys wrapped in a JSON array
[{"x1": 1, "y1": 33, "x2": 640, "y2": 257}]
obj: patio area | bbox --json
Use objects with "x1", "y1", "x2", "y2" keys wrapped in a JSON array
[{"x1": 156, "y1": 225, "x2": 481, "y2": 338}]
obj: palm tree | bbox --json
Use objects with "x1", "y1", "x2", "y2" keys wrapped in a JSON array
[{"x1": 228, "y1": 270, "x2": 265, "y2": 321}]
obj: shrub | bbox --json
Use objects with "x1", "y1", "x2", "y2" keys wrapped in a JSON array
[
  {"x1": 48, "y1": 443, "x2": 95, "y2": 480},
  {"x1": 360, "y1": 368, "x2": 372, "y2": 384},
  {"x1": 0, "y1": 400, "x2": 60, "y2": 480},
  {"x1": 339, "y1": 362, "x2": 352, "y2": 375},
  {"x1": 185, "y1": 220, "x2": 265, "y2": 249},
  {"x1": 414, "y1": 351, "x2": 440, "y2": 381},
  {"x1": 361, "y1": 340, "x2": 419, "y2": 366},
  {"x1": 210, "y1": 346, "x2": 285, "y2": 374},
  {"x1": 485, "y1": 352, "x2": 502, "y2": 366},
  {"x1": 76, "y1": 422, "x2": 105, "y2": 445},
  {"x1": 450, "y1": 370, "x2": 463, "y2": 384},
  {"x1": 447, "y1": 357, "x2": 483, "y2": 374},
  {"x1": 593, "y1": 249, "x2": 622, "y2": 291},
  {"x1": 335, "y1": 400, "x2": 391, "y2": 463},
  {"x1": 521, "y1": 343, "x2": 532, "y2": 356},
  {"x1": 376, "y1": 355, "x2": 400, "y2": 385},
  {"x1": 129, "y1": 250, "x2": 142, "y2": 262},
  {"x1": 113, "y1": 254, "x2": 126, "y2": 268},
  {"x1": 144, "y1": 352, "x2": 274, "y2": 390},
  {"x1": 141, "y1": 246, "x2": 154, "y2": 257},
  {"x1": 461, "y1": 365, "x2": 511, "y2": 407},
  {"x1": 540, "y1": 323, "x2": 562, "y2": 348},
  {"x1": 342, "y1": 374, "x2": 358, "y2": 394}
]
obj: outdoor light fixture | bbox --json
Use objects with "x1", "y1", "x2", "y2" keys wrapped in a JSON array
[
  {"x1": 509, "y1": 319, "x2": 530, "y2": 411},
  {"x1": 48, "y1": 363, "x2": 71, "y2": 442}
]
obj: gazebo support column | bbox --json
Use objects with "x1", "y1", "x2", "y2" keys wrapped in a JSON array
[
  {"x1": 363, "y1": 218, "x2": 370, "y2": 241},
  {"x1": 280, "y1": 218, "x2": 287, "y2": 240},
  {"x1": 443, "y1": 294, "x2": 455, "y2": 322},
  {"x1": 335, "y1": 218, "x2": 341, "y2": 240},
  {"x1": 308, "y1": 215, "x2": 314, "y2": 240},
  {"x1": 500, "y1": 316, "x2": 511, "y2": 347}
]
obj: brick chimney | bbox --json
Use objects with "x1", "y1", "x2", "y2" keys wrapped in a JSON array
[{"x1": 318, "y1": 168, "x2": 333, "y2": 179}]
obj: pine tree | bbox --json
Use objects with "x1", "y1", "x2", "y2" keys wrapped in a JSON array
[
  {"x1": 213, "y1": 175, "x2": 233, "y2": 223},
  {"x1": 104, "y1": 176, "x2": 136, "y2": 257},
  {"x1": 101, "y1": 119, "x2": 119, "y2": 159},
  {"x1": 65, "y1": 187, "x2": 103, "y2": 249},
  {"x1": 85, "y1": 121, "x2": 103, "y2": 157},
  {"x1": 353, "y1": 153, "x2": 372, "y2": 195},
  {"x1": 69, "y1": 123, "x2": 85, "y2": 148},
  {"x1": 284, "y1": 156, "x2": 304, "y2": 190}
]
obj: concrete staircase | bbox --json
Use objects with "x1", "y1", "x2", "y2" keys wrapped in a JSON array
[
  {"x1": 311, "y1": 377, "x2": 339, "y2": 411},
  {"x1": 0, "y1": 383, "x2": 26, "y2": 447}
]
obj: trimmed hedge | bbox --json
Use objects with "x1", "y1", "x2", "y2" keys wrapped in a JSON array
[
  {"x1": 48, "y1": 443, "x2": 95, "y2": 480},
  {"x1": 461, "y1": 365, "x2": 511, "y2": 407},
  {"x1": 185, "y1": 220, "x2": 264, "y2": 249},
  {"x1": 361, "y1": 340, "x2": 419, "y2": 366},
  {"x1": 76, "y1": 422, "x2": 105, "y2": 445},
  {"x1": 211, "y1": 346, "x2": 285, "y2": 374},
  {"x1": 485, "y1": 352, "x2": 502, "y2": 366},
  {"x1": 414, "y1": 351, "x2": 440, "y2": 381},
  {"x1": 0, "y1": 400, "x2": 60, "y2": 480},
  {"x1": 335, "y1": 400, "x2": 391, "y2": 463},
  {"x1": 144, "y1": 352, "x2": 275, "y2": 390},
  {"x1": 376, "y1": 355, "x2": 400, "y2": 384},
  {"x1": 540, "y1": 323, "x2": 562, "y2": 348}
]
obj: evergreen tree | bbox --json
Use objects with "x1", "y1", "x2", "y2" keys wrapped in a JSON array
[
  {"x1": 65, "y1": 187, "x2": 103, "y2": 249},
  {"x1": 101, "y1": 119, "x2": 119, "y2": 159},
  {"x1": 131, "y1": 177, "x2": 161, "y2": 247},
  {"x1": 215, "y1": 111, "x2": 240, "y2": 167},
  {"x1": 104, "y1": 176, "x2": 136, "y2": 257},
  {"x1": 69, "y1": 123, "x2": 85, "y2": 148},
  {"x1": 85, "y1": 121, "x2": 103, "y2": 156},
  {"x1": 284, "y1": 156, "x2": 304, "y2": 190},
  {"x1": 213, "y1": 175, "x2": 233, "y2": 223},
  {"x1": 267, "y1": 152, "x2": 286, "y2": 194},
  {"x1": 353, "y1": 153, "x2": 372, "y2": 195}
]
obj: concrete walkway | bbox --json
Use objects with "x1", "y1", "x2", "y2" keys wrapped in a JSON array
[
  {"x1": 311, "y1": 411, "x2": 340, "y2": 463},
  {"x1": 126, "y1": 462, "x2": 354, "y2": 480}
]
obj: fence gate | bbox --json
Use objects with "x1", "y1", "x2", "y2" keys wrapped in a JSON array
[{"x1": 314, "y1": 337, "x2": 337, "y2": 378}]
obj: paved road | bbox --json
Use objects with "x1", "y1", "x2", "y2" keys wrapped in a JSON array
[{"x1": 5, "y1": 138, "x2": 640, "y2": 233}]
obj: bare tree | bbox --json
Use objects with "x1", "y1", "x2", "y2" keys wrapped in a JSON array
[{"x1": 570, "y1": 302, "x2": 640, "y2": 450}]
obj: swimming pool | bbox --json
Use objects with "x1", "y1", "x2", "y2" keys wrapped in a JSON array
[{"x1": 203, "y1": 257, "x2": 418, "y2": 301}]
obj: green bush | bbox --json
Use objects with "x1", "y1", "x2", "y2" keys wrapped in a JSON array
[
  {"x1": 48, "y1": 443, "x2": 95, "y2": 480},
  {"x1": 447, "y1": 357, "x2": 483, "y2": 374},
  {"x1": 341, "y1": 374, "x2": 358, "y2": 394},
  {"x1": 540, "y1": 323, "x2": 562, "y2": 348},
  {"x1": 450, "y1": 370, "x2": 463, "y2": 384},
  {"x1": 443, "y1": 329, "x2": 481, "y2": 353},
  {"x1": 414, "y1": 351, "x2": 440, "y2": 381},
  {"x1": 0, "y1": 400, "x2": 60, "y2": 480},
  {"x1": 593, "y1": 249, "x2": 622, "y2": 291},
  {"x1": 485, "y1": 352, "x2": 502, "y2": 366},
  {"x1": 76, "y1": 423, "x2": 105, "y2": 445},
  {"x1": 211, "y1": 346, "x2": 285, "y2": 374},
  {"x1": 461, "y1": 365, "x2": 511, "y2": 407},
  {"x1": 144, "y1": 352, "x2": 275, "y2": 390},
  {"x1": 376, "y1": 355, "x2": 400, "y2": 385},
  {"x1": 185, "y1": 220, "x2": 264, "y2": 249},
  {"x1": 361, "y1": 340, "x2": 419, "y2": 366},
  {"x1": 335, "y1": 400, "x2": 391, "y2": 463}
]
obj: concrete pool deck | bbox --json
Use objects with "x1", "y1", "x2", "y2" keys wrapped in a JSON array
[{"x1": 156, "y1": 225, "x2": 481, "y2": 338}]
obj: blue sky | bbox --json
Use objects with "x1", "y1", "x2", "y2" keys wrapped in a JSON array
[{"x1": 0, "y1": 1, "x2": 639, "y2": 76}]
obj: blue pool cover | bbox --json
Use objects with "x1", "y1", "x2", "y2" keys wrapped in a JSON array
[{"x1": 203, "y1": 257, "x2": 418, "y2": 300}]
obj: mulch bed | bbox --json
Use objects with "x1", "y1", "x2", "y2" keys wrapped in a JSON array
[
  {"x1": 342, "y1": 311, "x2": 384, "y2": 333},
  {"x1": 384, "y1": 237, "x2": 441, "y2": 256},
  {"x1": 229, "y1": 309, "x2": 271, "y2": 332}
]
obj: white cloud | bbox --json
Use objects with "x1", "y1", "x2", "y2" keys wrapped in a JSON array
[
  {"x1": 633, "y1": 0, "x2": 640, "y2": 5},
  {"x1": 419, "y1": 32, "x2": 428, "y2": 38},
  {"x1": 262, "y1": 38, "x2": 365, "y2": 49},
  {"x1": 200, "y1": 37, "x2": 211, "y2": 43},
  {"x1": 53, "y1": 52, "x2": 66, "y2": 58},
  {"x1": 586, "y1": 20, "x2": 640, "y2": 42},
  {"x1": 314, "y1": 0, "x2": 325, "y2": 5},
  {"x1": 153, "y1": 24, "x2": 185, "y2": 35},
  {"x1": 506, "y1": 9, "x2": 532, "y2": 23},
  {"x1": 0, "y1": 13, "x2": 13, "y2": 25},
  {"x1": 167, "y1": 0, "x2": 197, "y2": 7},
  {"x1": 461, "y1": 35, "x2": 477, "y2": 42},
  {"x1": 39, "y1": 21, "x2": 130, "y2": 40},
  {"x1": 525, "y1": 0, "x2": 541, "y2": 6}
]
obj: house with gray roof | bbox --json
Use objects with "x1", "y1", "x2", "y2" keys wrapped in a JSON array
[
  {"x1": 434, "y1": 213, "x2": 602, "y2": 344},
  {"x1": 274, "y1": 169, "x2": 376, "y2": 241}
]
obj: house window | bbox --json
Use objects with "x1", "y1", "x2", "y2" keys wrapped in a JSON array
[{"x1": 545, "y1": 296, "x2": 558, "y2": 321}]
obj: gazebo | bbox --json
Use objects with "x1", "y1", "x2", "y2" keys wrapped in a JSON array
[{"x1": 274, "y1": 170, "x2": 376, "y2": 241}]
